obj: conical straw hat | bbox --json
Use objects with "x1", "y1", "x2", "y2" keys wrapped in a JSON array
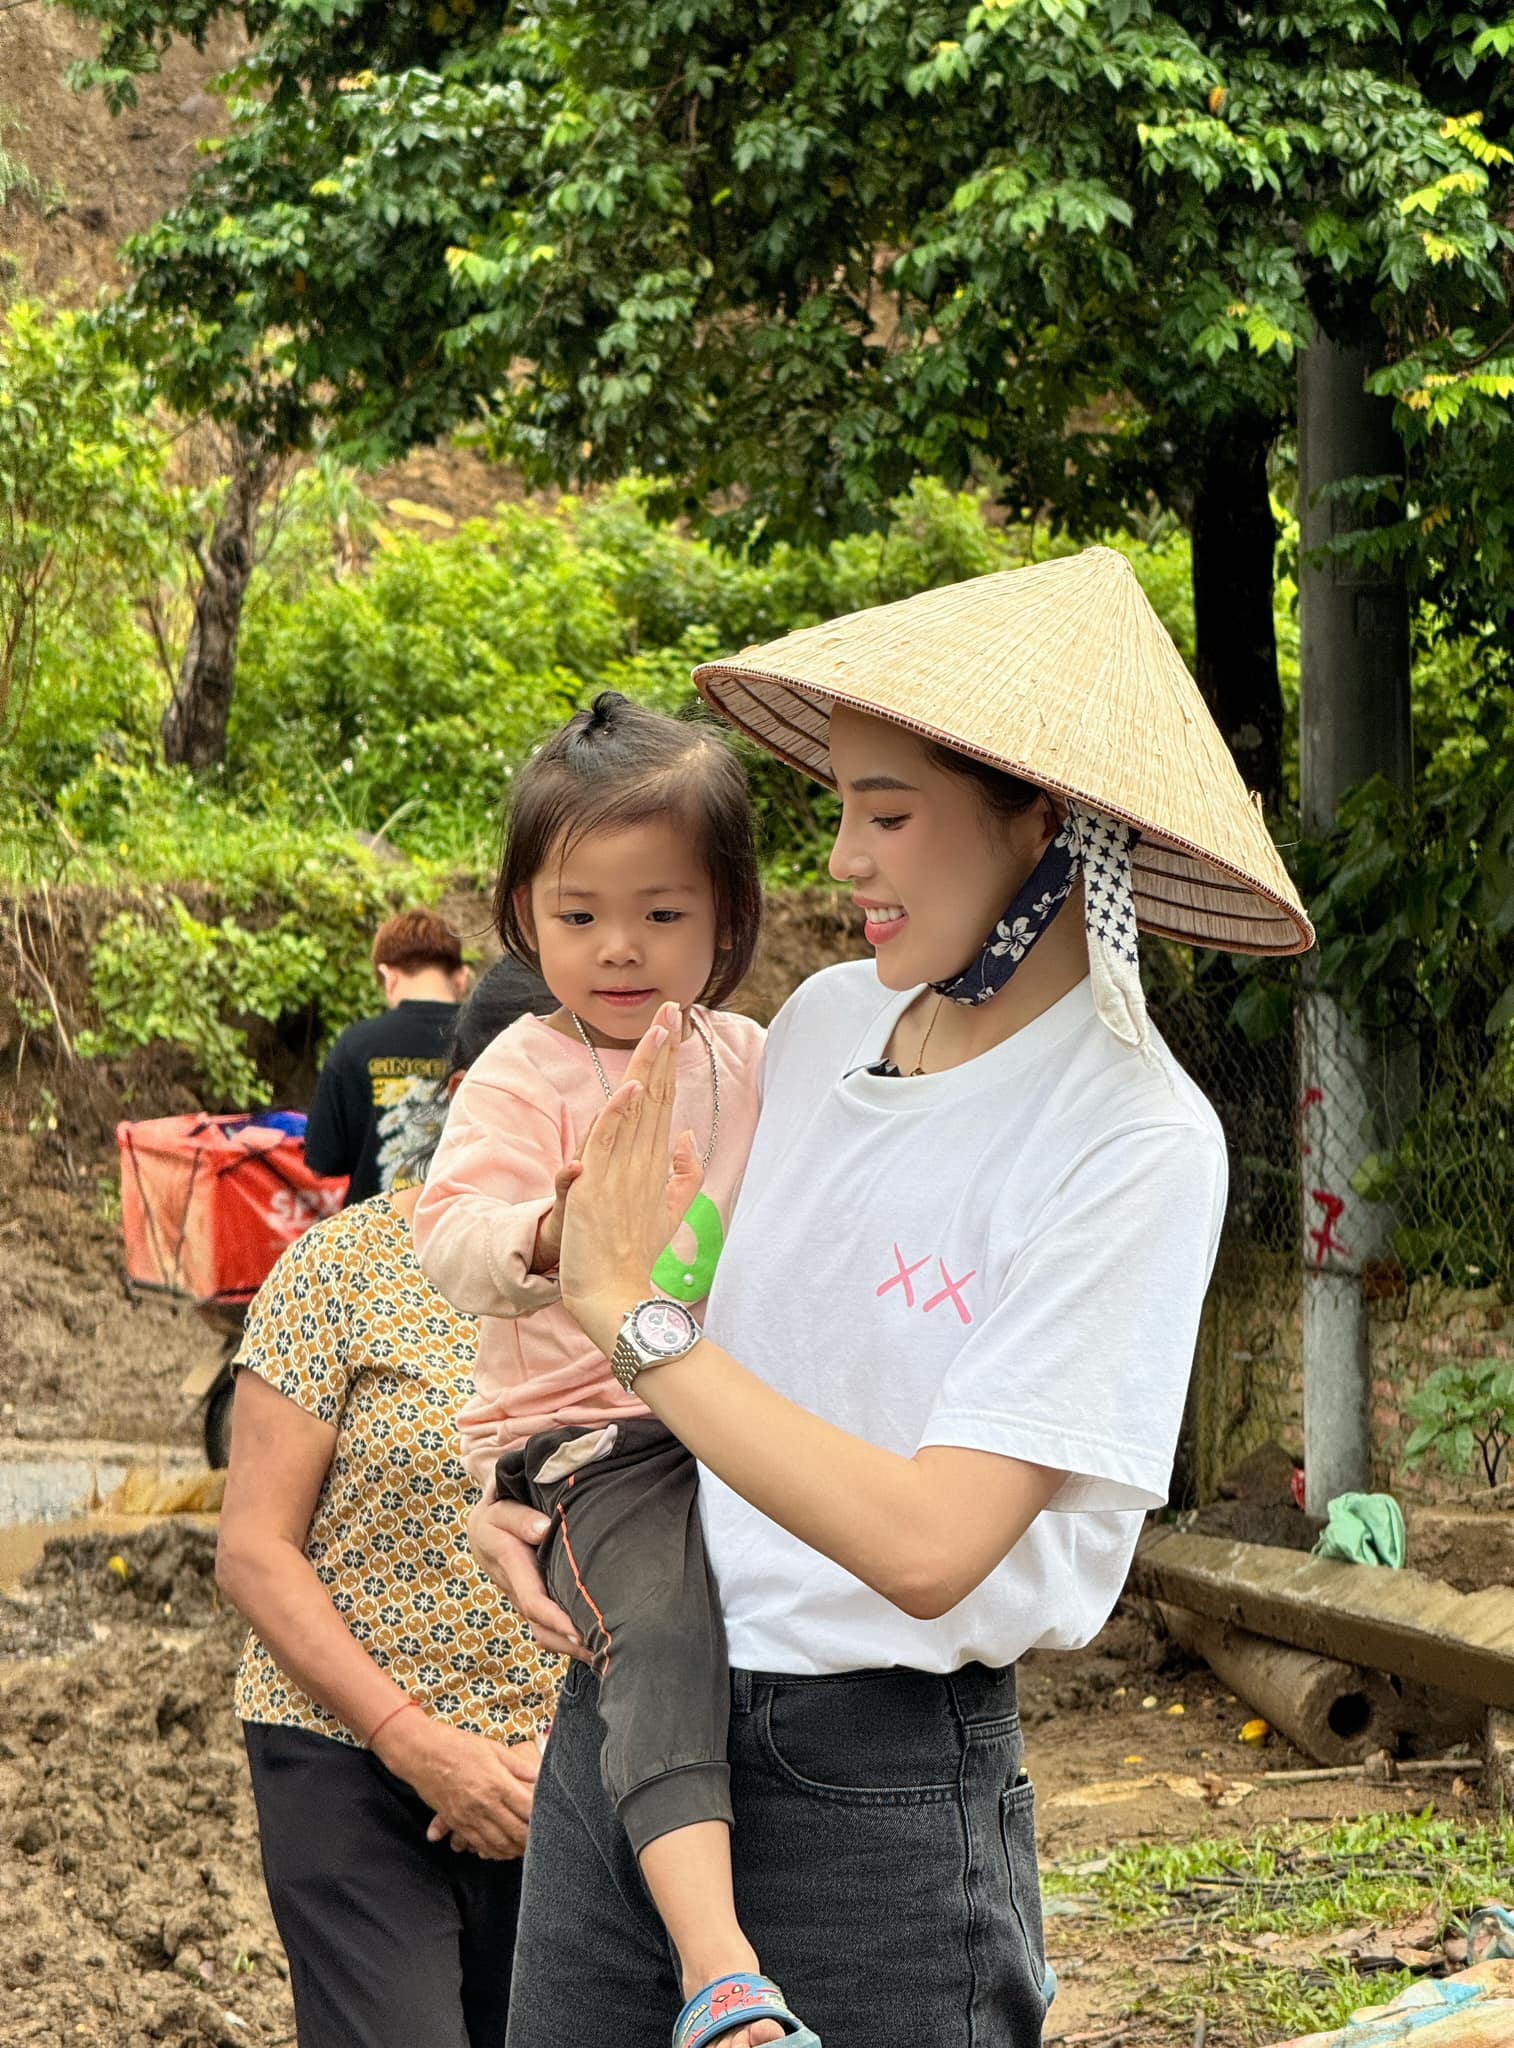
[{"x1": 693, "y1": 545, "x2": 1312, "y2": 956}]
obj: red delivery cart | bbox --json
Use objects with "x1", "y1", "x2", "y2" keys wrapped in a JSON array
[{"x1": 116, "y1": 1112, "x2": 348, "y2": 1463}]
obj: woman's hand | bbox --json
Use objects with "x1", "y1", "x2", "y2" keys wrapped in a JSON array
[
  {"x1": 558, "y1": 1003, "x2": 701, "y2": 1352},
  {"x1": 374, "y1": 1709, "x2": 539, "y2": 1859},
  {"x1": 467, "y1": 1497, "x2": 589, "y2": 1664}
]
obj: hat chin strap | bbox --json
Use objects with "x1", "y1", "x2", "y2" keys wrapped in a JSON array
[{"x1": 929, "y1": 804, "x2": 1151, "y2": 1055}]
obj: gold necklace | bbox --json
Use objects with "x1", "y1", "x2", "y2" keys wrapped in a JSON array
[{"x1": 909, "y1": 996, "x2": 947, "y2": 1077}]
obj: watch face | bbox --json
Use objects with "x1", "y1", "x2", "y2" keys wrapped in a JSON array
[{"x1": 631, "y1": 1299, "x2": 698, "y2": 1358}]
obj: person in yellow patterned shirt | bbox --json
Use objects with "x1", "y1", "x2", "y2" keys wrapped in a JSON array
[{"x1": 217, "y1": 959, "x2": 560, "y2": 2048}]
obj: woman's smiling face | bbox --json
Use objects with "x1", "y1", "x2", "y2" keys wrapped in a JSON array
[{"x1": 826, "y1": 704, "x2": 1056, "y2": 992}]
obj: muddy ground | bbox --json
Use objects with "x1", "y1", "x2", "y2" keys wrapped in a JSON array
[
  {"x1": 0, "y1": 1520, "x2": 1482, "y2": 2048},
  {"x1": 0, "y1": 1136, "x2": 210, "y2": 1452}
]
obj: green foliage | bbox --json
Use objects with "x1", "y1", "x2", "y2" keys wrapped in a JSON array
[
  {"x1": 1403, "y1": 1359, "x2": 1514, "y2": 1487},
  {"x1": 55, "y1": 0, "x2": 1514, "y2": 844},
  {"x1": 1349, "y1": 1067, "x2": 1514, "y2": 1289},
  {"x1": 7, "y1": 472, "x2": 1064, "y2": 882},
  {"x1": 232, "y1": 512, "x2": 597, "y2": 842},
  {"x1": 0, "y1": 110, "x2": 45, "y2": 213},
  {"x1": 76, "y1": 860, "x2": 430, "y2": 1105},
  {"x1": 1205, "y1": 599, "x2": 1514, "y2": 1285},
  {"x1": 1054, "y1": 1803, "x2": 1509, "y2": 1928},
  {"x1": 1, "y1": 470, "x2": 1213, "y2": 1111},
  {"x1": 228, "y1": 479, "x2": 1197, "y2": 873},
  {"x1": 79, "y1": 896, "x2": 318, "y2": 1103},
  {"x1": 58, "y1": 0, "x2": 1511, "y2": 567},
  {"x1": 1138, "y1": 1950, "x2": 1421, "y2": 2046},
  {"x1": 0, "y1": 302, "x2": 175, "y2": 743}
]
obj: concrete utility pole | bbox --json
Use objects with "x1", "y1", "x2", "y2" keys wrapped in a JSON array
[{"x1": 1296, "y1": 312, "x2": 1413, "y2": 1515}]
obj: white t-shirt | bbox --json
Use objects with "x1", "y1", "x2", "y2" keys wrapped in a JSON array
[{"x1": 698, "y1": 960, "x2": 1228, "y2": 1676}]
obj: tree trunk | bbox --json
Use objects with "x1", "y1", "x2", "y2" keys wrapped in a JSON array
[
  {"x1": 1189, "y1": 417, "x2": 1284, "y2": 813},
  {"x1": 161, "y1": 430, "x2": 273, "y2": 771}
]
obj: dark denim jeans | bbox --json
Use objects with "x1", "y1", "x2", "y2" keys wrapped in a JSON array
[{"x1": 507, "y1": 1658, "x2": 1050, "y2": 2048}]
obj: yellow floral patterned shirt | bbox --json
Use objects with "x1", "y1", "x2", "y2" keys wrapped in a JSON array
[{"x1": 233, "y1": 1196, "x2": 560, "y2": 1747}]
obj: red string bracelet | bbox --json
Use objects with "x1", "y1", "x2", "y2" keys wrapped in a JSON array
[{"x1": 365, "y1": 1699, "x2": 420, "y2": 1750}]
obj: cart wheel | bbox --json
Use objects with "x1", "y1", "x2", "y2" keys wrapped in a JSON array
[{"x1": 203, "y1": 1364, "x2": 236, "y2": 1470}]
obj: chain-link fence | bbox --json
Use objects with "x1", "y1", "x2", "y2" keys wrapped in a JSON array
[{"x1": 1148, "y1": 946, "x2": 1514, "y2": 1503}]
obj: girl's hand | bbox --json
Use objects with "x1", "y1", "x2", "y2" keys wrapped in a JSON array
[
  {"x1": 467, "y1": 1497, "x2": 589, "y2": 1664},
  {"x1": 530, "y1": 1161, "x2": 583, "y2": 1275},
  {"x1": 558, "y1": 1003, "x2": 700, "y2": 1348},
  {"x1": 372, "y1": 1711, "x2": 538, "y2": 1860}
]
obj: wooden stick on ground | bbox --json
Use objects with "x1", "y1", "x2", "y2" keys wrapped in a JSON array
[{"x1": 1258, "y1": 1757, "x2": 1471, "y2": 1784}]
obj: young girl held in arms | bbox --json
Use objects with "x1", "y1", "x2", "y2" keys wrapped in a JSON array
[{"x1": 414, "y1": 693, "x2": 818, "y2": 2048}]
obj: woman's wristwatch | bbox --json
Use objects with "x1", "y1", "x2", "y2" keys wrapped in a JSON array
[{"x1": 610, "y1": 1297, "x2": 702, "y2": 1391}]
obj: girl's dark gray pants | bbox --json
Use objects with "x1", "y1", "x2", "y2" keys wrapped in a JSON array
[
  {"x1": 494, "y1": 1415, "x2": 732, "y2": 1856},
  {"x1": 505, "y1": 1657, "x2": 1051, "y2": 2048}
]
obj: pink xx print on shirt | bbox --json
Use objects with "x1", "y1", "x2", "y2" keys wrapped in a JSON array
[{"x1": 876, "y1": 1241, "x2": 977, "y2": 1325}]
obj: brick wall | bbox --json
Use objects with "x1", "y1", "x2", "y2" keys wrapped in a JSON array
[
  {"x1": 1190, "y1": 1244, "x2": 1302, "y2": 1499},
  {"x1": 1191, "y1": 1242, "x2": 1511, "y2": 1504},
  {"x1": 1366, "y1": 1282, "x2": 1514, "y2": 1501}
]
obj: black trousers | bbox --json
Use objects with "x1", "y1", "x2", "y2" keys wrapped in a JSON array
[
  {"x1": 243, "y1": 1720, "x2": 523, "y2": 2048},
  {"x1": 495, "y1": 1415, "x2": 731, "y2": 1856}
]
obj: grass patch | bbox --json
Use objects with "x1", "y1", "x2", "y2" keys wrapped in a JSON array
[
  {"x1": 1048, "y1": 1810, "x2": 1512, "y2": 2043},
  {"x1": 1131, "y1": 1953, "x2": 1421, "y2": 2044},
  {"x1": 1048, "y1": 1808, "x2": 1513, "y2": 1936}
]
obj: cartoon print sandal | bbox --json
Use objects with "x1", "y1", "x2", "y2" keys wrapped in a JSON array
[{"x1": 672, "y1": 1972, "x2": 822, "y2": 2048}]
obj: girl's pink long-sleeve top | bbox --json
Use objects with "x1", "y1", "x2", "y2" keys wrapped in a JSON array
[{"x1": 413, "y1": 1008, "x2": 765, "y2": 1492}]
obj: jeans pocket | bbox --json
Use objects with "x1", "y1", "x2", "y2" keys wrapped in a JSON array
[
  {"x1": 1000, "y1": 1776, "x2": 1049, "y2": 2003},
  {"x1": 757, "y1": 1680, "x2": 959, "y2": 1805}
]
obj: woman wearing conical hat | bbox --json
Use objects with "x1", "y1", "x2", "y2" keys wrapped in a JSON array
[{"x1": 475, "y1": 548, "x2": 1312, "y2": 2048}]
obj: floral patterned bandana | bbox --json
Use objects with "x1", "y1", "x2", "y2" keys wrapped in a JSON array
[{"x1": 930, "y1": 803, "x2": 1151, "y2": 1054}]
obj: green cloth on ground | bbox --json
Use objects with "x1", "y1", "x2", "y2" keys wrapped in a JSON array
[{"x1": 1312, "y1": 1491, "x2": 1406, "y2": 1569}]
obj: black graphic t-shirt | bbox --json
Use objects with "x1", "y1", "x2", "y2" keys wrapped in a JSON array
[{"x1": 304, "y1": 1002, "x2": 458, "y2": 1204}]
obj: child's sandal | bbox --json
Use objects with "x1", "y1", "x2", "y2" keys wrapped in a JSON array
[{"x1": 672, "y1": 1971, "x2": 821, "y2": 2048}]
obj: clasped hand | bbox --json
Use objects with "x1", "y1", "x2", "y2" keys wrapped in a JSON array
[{"x1": 372, "y1": 1709, "x2": 540, "y2": 1860}]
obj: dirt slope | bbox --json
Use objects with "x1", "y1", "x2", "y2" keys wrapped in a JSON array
[
  {"x1": 0, "y1": 1135, "x2": 212, "y2": 1450},
  {"x1": 0, "y1": 7, "x2": 241, "y2": 301}
]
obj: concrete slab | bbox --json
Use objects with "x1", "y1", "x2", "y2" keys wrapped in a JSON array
[{"x1": 1131, "y1": 1528, "x2": 1514, "y2": 1706}]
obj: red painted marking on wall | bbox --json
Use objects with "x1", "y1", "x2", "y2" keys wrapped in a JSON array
[
  {"x1": 1308, "y1": 1188, "x2": 1349, "y2": 1266},
  {"x1": 1297, "y1": 1086, "x2": 1324, "y2": 1159}
]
